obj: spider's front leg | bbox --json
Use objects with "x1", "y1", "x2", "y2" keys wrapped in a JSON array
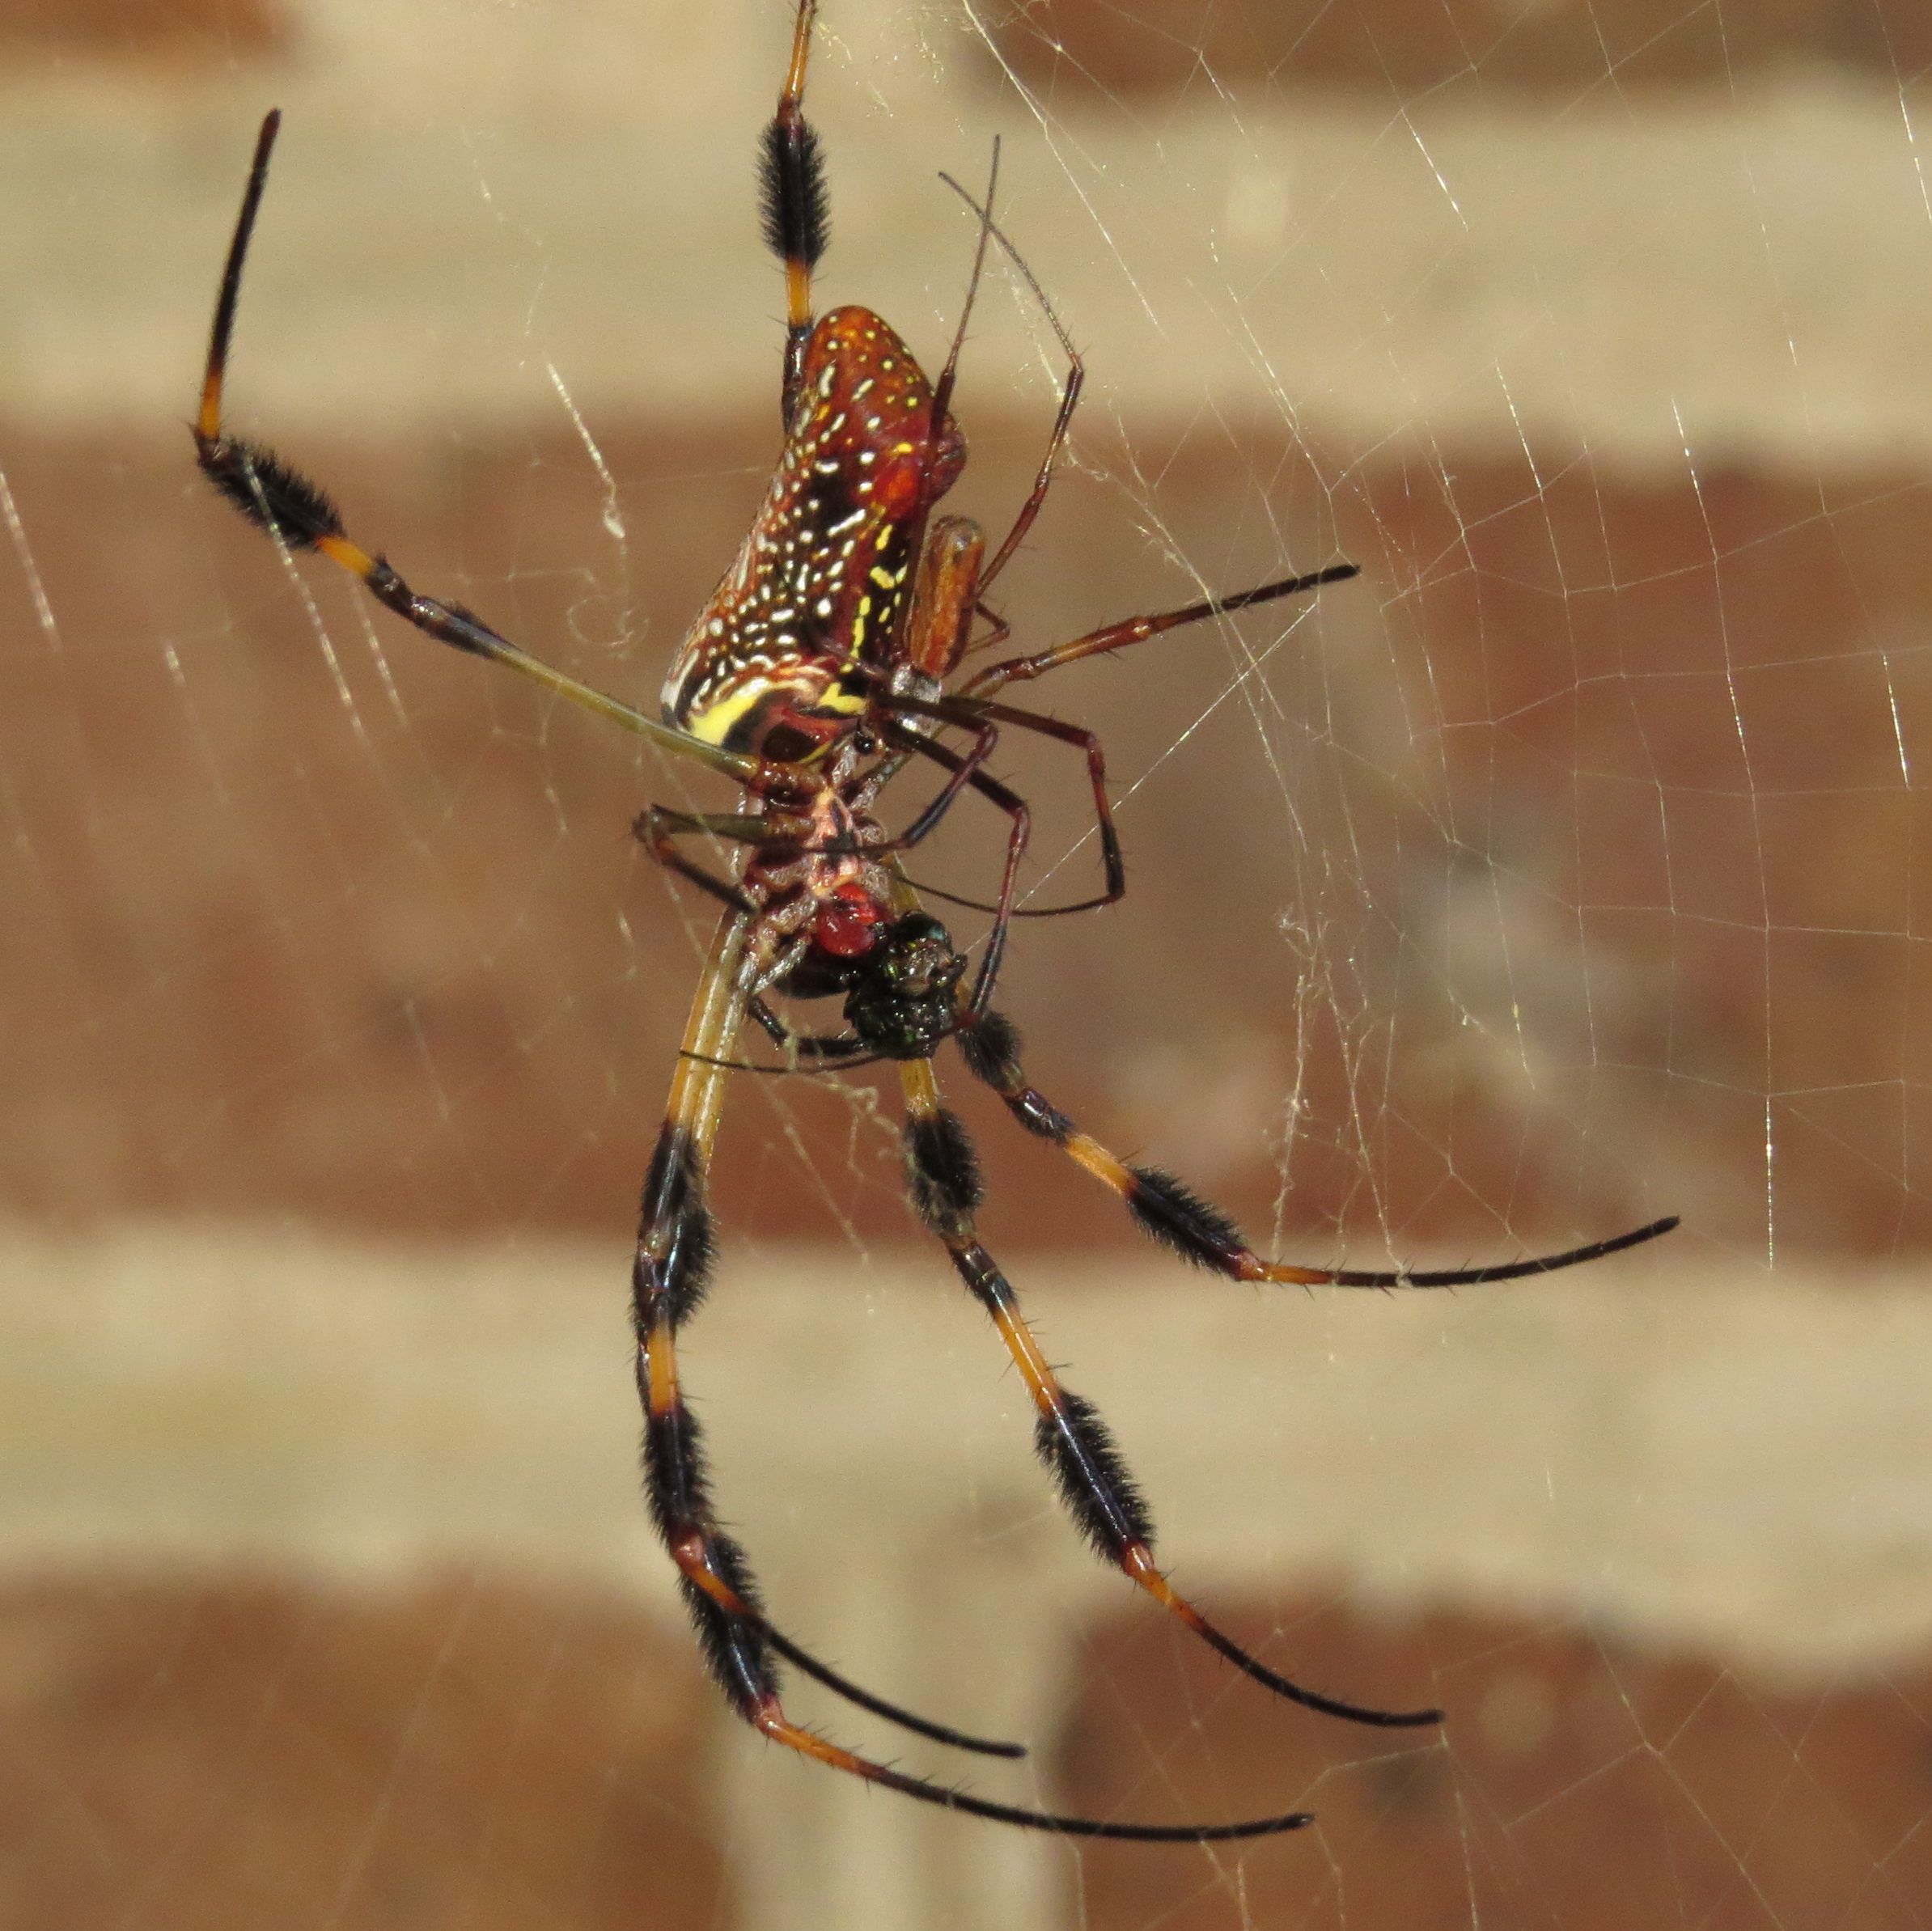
[
  {"x1": 896, "y1": 1054, "x2": 1442, "y2": 1731},
  {"x1": 195, "y1": 111, "x2": 764, "y2": 790}
]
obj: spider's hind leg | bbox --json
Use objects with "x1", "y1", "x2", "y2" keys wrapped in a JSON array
[{"x1": 896, "y1": 1054, "x2": 1441, "y2": 1731}]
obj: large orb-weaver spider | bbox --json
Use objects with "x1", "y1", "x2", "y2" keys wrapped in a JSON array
[{"x1": 193, "y1": 0, "x2": 1677, "y2": 1843}]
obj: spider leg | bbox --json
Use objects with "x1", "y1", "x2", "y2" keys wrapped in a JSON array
[
  {"x1": 883, "y1": 705, "x2": 1114, "y2": 1011},
  {"x1": 764, "y1": 0, "x2": 828, "y2": 428},
  {"x1": 634, "y1": 805, "x2": 789, "y2": 917},
  {"x1": 892, "y1": 687, "x2": 1127, "y2": 919},
  {"x1": 883, "y1": 712, "x2": 1007, "y2": 854},
  {"x1": 896, "y1": 1056, "x2": 1442, "y2": 1731},
  {"x1": 635, "y1": 912, "x2": 1033, "y2": 1764},
  {"x1": 639, "y1": 917, "x2": 1313, "y2": 1833},
  {"x1": 957, "y1": 1010, "x2": 1680, "y2": 1286},
  {"x1": 928, "y1": 178, "x2": 1334, "y2": 678},
  {"x1": 959, "y1": 563, "x2": 1360, "y2": 704},
  {"x1": 882, "y1": 726, "x2": 1030, "y2": 1015},
  {"x1": 746, "y1": 995, "x2": 876, "y2": 1061},
  {"x1": 978, "y1": 353, "x2": 1082, "y2": 596},
  {"x1": 928, "y1": 174, "x2": 1083, "y2": 600},
  {"x1": 195, "y1": 113, "x2": 762, "y2": 790}
]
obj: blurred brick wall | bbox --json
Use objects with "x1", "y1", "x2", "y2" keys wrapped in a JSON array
[
  {"x1": 6, "y1": 3, "x2": 1932, "y2": 1928},
  {"x1": 0, "y1": 1576, "x2": 722, "y2": 1930},
  {"x1": 988, "y1": 0, "x2": 1932, "y2": 95},
  {"x1": 1333, "y1": 459, "x2": 1932, "y2": 1253},
  {"x1": 1066, "y1": 1594, "x2": 1932, "y2": 1931},
  {"x1": 11, "y1": 1568, "x2": 1926, "y2": 1930},
  {"x1": 0, "y1": 0, "x2": 282, "y2": 59}
]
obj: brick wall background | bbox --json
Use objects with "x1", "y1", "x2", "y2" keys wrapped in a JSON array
[{"x1": 5, "y1": 2, "x2": 1932, "y2": 1926}]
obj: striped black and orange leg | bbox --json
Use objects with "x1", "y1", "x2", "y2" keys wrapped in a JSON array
[
  {"x1": 639, "y1": 919, "x2": 1313, "y2": 1834},
  {"x1": 955, "y1": 1010, "x2": 1680, "y2": 1288},
  {"x1": 193, "y1": 112, "x2": 761, "y2": 790},
  {"x1": 897, "y1": 1056, "x2": 1441, "y2": 1734},
  {"x1": 633, "y1": 909, "x2": 1034, "y2": 1764},
  {"x1": 765, "y1": 0, "x2": 828, "y2": 429}
]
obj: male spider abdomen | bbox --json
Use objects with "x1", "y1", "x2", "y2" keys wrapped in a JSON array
[{"x1": 661, "y1": 306, "x2": 965, "y2": 758}]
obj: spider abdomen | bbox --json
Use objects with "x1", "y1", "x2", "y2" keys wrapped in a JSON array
[{"x1": 660, "y1": 306, "x2": 964, "y2": 759}]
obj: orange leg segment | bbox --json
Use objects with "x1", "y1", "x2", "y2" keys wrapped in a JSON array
[
  {"x1": 193, "y1": 108, "x2": 762, "y2": 786},
  {"x1": 629, "y1": 920, "x2": 1316, "y2": 1834},
  {"x1": 896, "y1": 1057, "x2": 1443, "y2": 1730},
  {"x1": 955, "y1": 1010, "x2": 1679, "y2": 1289}
]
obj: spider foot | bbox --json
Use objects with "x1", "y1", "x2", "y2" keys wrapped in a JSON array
[{"x1": 750, "y1": 1697, "x2": 1316, "y2": 1841}]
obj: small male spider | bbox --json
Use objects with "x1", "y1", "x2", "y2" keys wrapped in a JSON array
[{"x1": 194, "y1": 0, "x2": 1677, "y2": 1841}]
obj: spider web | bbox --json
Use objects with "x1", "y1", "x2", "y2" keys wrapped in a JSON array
[{"x1": 2, "y1": 0, "x2": 1930, "y2": 1927}]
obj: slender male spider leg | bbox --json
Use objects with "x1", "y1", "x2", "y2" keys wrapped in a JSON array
[
  {"x1": 882, "y1": 728, "x2": 1032, "y2": 1015},
  {"x1": 927, "y1": 176, "x2": 1083, "y2": 599},
  {"x1": 955, "y1": 1010, "x2": 1681, "y2": 1286},
  {"x1": 638, "y1": 912, "x2": 1027, "y2": 1761},
  {"x1": 968, "y1": 598, "x2": 1013, "y2": 658},
  {"x1": 196, "y1": 113, "x2": 766, "y2": 790},
  {"x1": 892, "y1": 686, "x2": 1129, "y2": 920},
  {"x1": 978, "y1": 359, "x2": 1083, "y2": 595},
  {"x1": 960, "y1": 563, "x2": 1362, "y2": 705},
  {"x1": 943, "y1": 145, "x2": 1341, "y2": 649},
  {"x1": 896, "y1": 1056, "x2": 1442, "y2": 1731}
]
